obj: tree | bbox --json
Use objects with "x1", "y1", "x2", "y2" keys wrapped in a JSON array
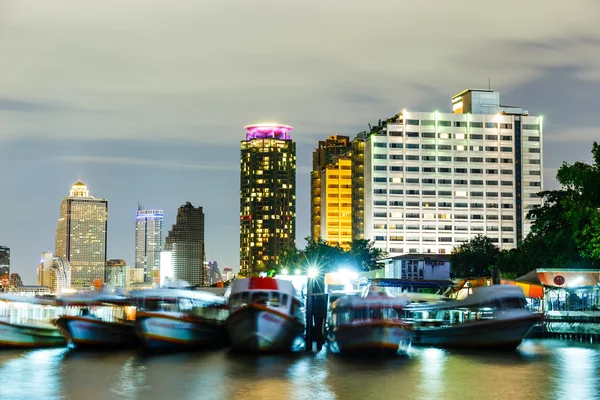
[
  {"x1": 347, "y1": 239, "x2": 388, "y2": 271},
  {"x1": 451, "y1": 235, "x2": 500, "y2": 278}
]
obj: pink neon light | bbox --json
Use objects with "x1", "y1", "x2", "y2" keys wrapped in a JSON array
[{"x1": 244, "y1": 124, "x2": 293, "y2": 141}]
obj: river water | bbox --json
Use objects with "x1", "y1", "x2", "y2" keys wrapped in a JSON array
[{"x1": 0, "y1": 339, "x2": 598, "y2": 400}]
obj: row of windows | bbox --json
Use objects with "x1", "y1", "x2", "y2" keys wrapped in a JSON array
[
  {"x1": 373, "y1": 201, "x2": 514, "y2": 209},
  {"x1": 373, "y1": 179, "x2": 516, "y2": 188},
  {"x1": 374, "y1": 145, "x2": 514, "y2": 153},
  {"x1": 373, "y1": 224, "x2": 514, "y2": 231},
  {"x1": 372, "y1": 166, "x2": 515, "y2": 174},
  {"x1": 402, "y1": 120, "x2": 516, "y2": 129},
  {"x1": 375, "y1": 235, "x2": 515, "y2": 243},
  {"x1": 373, "y1": 212, "x2": 515, "y2": 220},
  {"x1": 379, "y1": 133, "x2": 515, "y2": 141}
]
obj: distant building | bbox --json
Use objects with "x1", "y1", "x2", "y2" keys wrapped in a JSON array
[
  {"x1": 222, "y1": 266, "x2": 234, "y2": 282},
  {"x1": 9, "y1": 273, "x2": 22, "y2": 288},
  {"x1": 0, "y1": 246, "x2": 9, "y2": 290},
  {"x1": 105, "y1": 259, "x2": 131, "y2": 289},
  {"x1": 55, "y1": 181, "x2": 108, "y2": 289},
  {"x1": 164, "y1": 202, "x2": 205, "y2": 286},
  {"x1": 135, "y1": 207, "x2": 164, "y2": 283},
  {"x1": 8, "y1": 285, "x2": 50, "y2": 296},
  {"x1": 37, "y1": 252, "x2": 71, "y2": 294},
  {"x1": 129, "y1": 267, "x2": 145, "y2": 289},
  {"x1": 311, "y1": 135, "x2": 353, "y2": 249},
  {"x1": 384, "y1": 254, "x2": 451, "y2": 280},
  {"x1": 240, "y1": 124, "x2": 296, "y2": 276},
  {"x1": 204, "y1": 261, "x2": 222, "y2": 286}
]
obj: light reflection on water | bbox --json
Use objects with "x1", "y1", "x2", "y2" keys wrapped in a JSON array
[{"x1": 0, "y1": 340, "x2": 598, "y2": 400}]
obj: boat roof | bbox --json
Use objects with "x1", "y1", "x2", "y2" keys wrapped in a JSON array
[
  {"x1": 0, "y1": 294, "x2": 60, "y2": 306},
  {"x1": 129, "y1": 288, "x2": 226, "y2": 304},
  {"x1": 332, "y1": 290, "x2": 411, "y2": 309},
  {"x1": 57, "y1": 294, "x2": 131, "y2": 306},
  {"x1": 229, "y1": 277, "x2": 297, "y2": 295},
  {"x1": 406, "y1": 284, "x2": 526, "y2": 311}
]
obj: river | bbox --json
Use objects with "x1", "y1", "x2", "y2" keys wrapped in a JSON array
[{"x1": 0, "y1": 339, "x2": 598, "y2": 400}]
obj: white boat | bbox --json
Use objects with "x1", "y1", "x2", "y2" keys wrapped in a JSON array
[
  {"x1": 0, "y1": 295, "x2": 66, "y2": 348},
  {"x1": 54, "y1": 295, "x2": 138, "y2": 349},
  {"x1": 406, "y1": 285, "x2": 541, "y2": 350},
  {"x1": 227, "y1": 277, "x2": 305, "y2": 352},
  {"x1": 130, "y1": 289, "x2": 229, "y2": 350},
  {"x1": 328, "y1": 289, "x2": 412, "y2": 356}
]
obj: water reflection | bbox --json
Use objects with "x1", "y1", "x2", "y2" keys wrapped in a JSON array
[
  {"x1": 0, "y1": 348, "x2": 67, "y2": 400},
  {"x1": 418, "y1": 348, "x2": 446, "y2": 397},
  {"x1": 288, "y1": 350, "x2": 335, "y2": 400},
  {"x1": 554, "y1": 346, "x2": 599, "y2": 400}
]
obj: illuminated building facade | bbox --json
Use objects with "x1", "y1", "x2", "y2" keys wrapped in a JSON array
[
  {"x1": 135, "y1": 207, "x2": 164, "y2": 283},
  {"x1": 164, "y1": 202, "x2": 205, "y2": 286},
  {"x1": 37, "y1": 252, "x2": 71, "y2": 294},
  {"x1": 311, "y1": 135, "x2": 352, "y2": 248},
  {"x1": 0, "y1": 246, "x2": 9, "y2": 290},
  {"x1": 105, "y1": 259, "x2": 131, "y2": 289},
  {"x1": 55, "y1": 182, "x2": 108, "y2": 289},
  {"x1": 364, "y1": 89, "x2": 542, "y2": 257},
  {"x1": 240, "y1": 124, "x2": 296, "y2": 276},
  {"x1": 351, "y1": 134, "x2": 366, "y2": 240},
  {"x1": 9, "y1": 273, "x2": 22, "y2": 287}
]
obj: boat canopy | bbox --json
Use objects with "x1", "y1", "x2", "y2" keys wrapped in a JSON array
[
  {"x1": 129, "y1": 289, "x2": 226, "y2": 304},
  {"x1": 405, "y1": 285, "x2": 526, "y2": 311}
]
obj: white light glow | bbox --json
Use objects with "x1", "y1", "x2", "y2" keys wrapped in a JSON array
[{"x1": 308, "y1": 267, "x2": 318, "y2": 278}]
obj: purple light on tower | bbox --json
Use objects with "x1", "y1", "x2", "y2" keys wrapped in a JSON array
[{"x1": 244, "y1": 123, "x2": 293, "y2": 141}]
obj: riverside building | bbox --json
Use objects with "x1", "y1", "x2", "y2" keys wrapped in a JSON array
[
  {"x1": 37, "y1": 252, "x2": 71, "y2": 294},
  {"x1": 240, "y1": 124, "x2": 296, "y2": 276},
  {"x1": 55, "y1": 181, "x2": 108, "y2": 289},
  {"x1": 363, "y1": 89, "x2": 543, "y2": 256},
  {"x1": 135, "y1": 207, "x2": 164, "y2": 283},
  {"x1": 311, "y1": 135, "x2": 353, "y2": 249}
]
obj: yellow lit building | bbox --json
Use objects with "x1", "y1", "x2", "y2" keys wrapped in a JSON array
[{"x1": 240, "y1": 124, "x2": 296, "y2": 276}]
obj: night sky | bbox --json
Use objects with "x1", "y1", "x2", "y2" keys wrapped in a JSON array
[{"x1": 1, "y1": 0, "x2": 599, "y2": 284}]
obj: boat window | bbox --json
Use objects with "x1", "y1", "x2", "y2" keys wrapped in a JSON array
[
  {"x1": 292, "y1": 299, "x2": 303, "y2": 320},
  {"x1": 270, "y1": 292, "x2": 280, "y2": 307},
  {"x1": 178, "y1": 298, "x2": 193, "y2": 312},
  {"x1": 281, "y1": 294, "x2": 289, "y2": 309},
  {"x1": 334, "y1": 308, "x2": 351, "y2": 325},
  {"x1": 252, "y1": 291, "x2": 270, "y2": 305},
  {"x1": 229, "y1": 293, "x2": 240, "y2": 307}
]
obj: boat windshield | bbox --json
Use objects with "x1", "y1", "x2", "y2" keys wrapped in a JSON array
[
  {"x1": 230, "y1": 291, "x2": 290, "y2": 310},
  {"x1": 332, "y1": 306, "x2": 402, "y2": 325}
]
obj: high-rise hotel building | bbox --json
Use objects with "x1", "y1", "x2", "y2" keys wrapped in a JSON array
[
  {"x1": 55, "y1": 182, "x2": 108, "y2": 289},
  {"x1": 0, "y1": 246, "x2": 10, "y2": 289},
  {"x1": 364, "y1": 89, "x2": 543, "y2": 256},
  {"x1": 135, "y1": 207, "x2": 164, "y2": 283},
  {"x1": 311, "y1": 135, "x2": 353, "y2": 248},
  {"x1": 240, "y1": 124, "x2": 296, "y2": 276}
]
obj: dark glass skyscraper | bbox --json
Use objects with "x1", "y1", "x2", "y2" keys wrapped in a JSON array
[
  {"x1": 0, "y1": 246, "x2": 10, "y2": 289},
  {"x1": 240, "y1": 124, "x2": 296, "y2": 276}
]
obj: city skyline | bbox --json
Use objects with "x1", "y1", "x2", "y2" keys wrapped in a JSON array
[{"x1": 1, "y1": 1, "x2": 599, "y2": 283}]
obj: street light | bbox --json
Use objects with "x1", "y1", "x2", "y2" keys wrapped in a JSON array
[
  {"x1": 281, "y1": 268, "x2": 289, "y2": 275},
  {"x1": 308, "y1": 267, "x2": 319, "y2": 278}
]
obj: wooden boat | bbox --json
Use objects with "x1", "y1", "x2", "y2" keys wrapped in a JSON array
[
  {"x1": 130, "y1": 289, "x2": 228, "y2": 350},
  {"x1": 0, "y1": 295, "x2": 66, "y2": 348},
  {"x1": 54, "y1": 295, "x2": 138, "y2": 349},
  {"x1": 405, "y1": 285, "x2": 541, "y2": 350},
  {"x1": 226, "y1": 277, "x2": 305, "y2": 352},
  {"x1": 328, "y1": 289, "x2": 412, "y2": 356}
]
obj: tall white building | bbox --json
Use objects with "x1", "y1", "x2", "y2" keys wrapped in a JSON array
[
  {"x1": 37, "y1": 252, "x2": 71, "y2": 294},
  {"x1": 105, "y1": 259, "x2": 130, "y2": 289},
  {"x1": 363, "y1": 89, "x2": 543, "y2": 257},
  {"x1": 135, "y1": 208, "x2": 164, "y2": 283},
  {"x1": 55, "y1": 181, "x2": 108, "y2": 289}
]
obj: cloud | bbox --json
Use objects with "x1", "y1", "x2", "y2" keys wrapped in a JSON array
[{"x1": 56, "y1": 155, "x2": 238, "y2": 172}]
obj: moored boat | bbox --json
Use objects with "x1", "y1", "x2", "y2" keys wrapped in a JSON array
[
  {"x1": 54, "y1": 295, "x2": 138, "y2": 349},
  {"x1": 227, "y1": 277, "x2": 305, "y2": 352},
  {"x1": 328, "y1": 289, "x2": 412, "y2": 356},
  {"x1": 406, "y1": 285, "x2": 541, "y2": 350},
  {"x1": 130, "y1": 289, "x2": 229, "y2": 350},
  {"x1": 0, "y1": 295, "x2": 66, "y2": 348}
]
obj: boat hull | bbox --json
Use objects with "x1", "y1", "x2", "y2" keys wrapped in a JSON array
[
  {"x1": 411, "y1": 313, "x2": 540, "y2": 350},
  {"x1": 136, "y1": 312, "x2": 226, "y2": 350},
  {"x1": 55, "y1": 316, "x2": 138, "y2": 349},
  {"x1": 329, "y1": 321, "x2": 411, "y2": 356},
  {"x1": 0, "y1": 320, "x2": 65, "y2": 348},
  {"x1": 227, "y1": 305, "x2": 304, "y2": 352}
]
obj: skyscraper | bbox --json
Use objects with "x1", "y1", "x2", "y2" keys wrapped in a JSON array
[
  {"x1": 55, "y1": 181, "x2": 108, "y2": 289},
  {"x1": 135, "y1": 207, "x2": 164, "y2": 283},
  {"x1": 311, "y1": 135, "x2": 352, "y2": 248},
  {"x1": 362, "y1": 88, "x2": 542, "y2": 257},
  {"x1": 240, "y1": 123, "x2": 296, "y2": 276},
  {"x1": 37, "y1": 252, "x2": 71, "y2": 294},
  {"x1": 164, "y1": 202, "x2": 205, "y2": 286},
  {"x1": 0, "y1": 246, "x2": 9, "y2": 289}
]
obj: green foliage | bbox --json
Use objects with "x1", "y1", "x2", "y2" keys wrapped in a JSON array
[
  {"x1": 275, "y1": 237, "x2": 387, "y2": 274},
  {"x1": 451, "y1": 235, "x2": 500, "y2": 278}
]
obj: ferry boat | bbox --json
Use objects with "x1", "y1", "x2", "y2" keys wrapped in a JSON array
[
  {"x1": 405, "y1": 285, "x2": 541, "y2": 350},
  {"x1": 0, "y1": 295, "x2": 66, "y2": 348},
  {"x1": 226, "y1": 277, "x2": 305, "y2": 352},
  {"x1": 328, "y1": 289, "x2": 412, "y2": 356},
  {"x1": 130, "y1": 289, "x2": 229, "y2": 350},
  {"x1": 54, "y1": 295, "x2": 138, "y2": 349}
]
